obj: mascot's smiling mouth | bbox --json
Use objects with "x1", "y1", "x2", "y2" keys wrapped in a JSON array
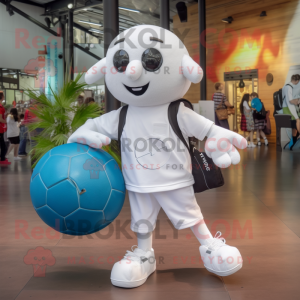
[{"x1": 123, "y1": 82, "x2": 150, "y2": 96}]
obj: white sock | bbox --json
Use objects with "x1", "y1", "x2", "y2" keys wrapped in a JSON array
[
  {"x1": 190, "y1": 220, "x2": 213, "y2": 245},
  {"x1": 137, "y1": 232, "x2": 152, "y2": 252}
]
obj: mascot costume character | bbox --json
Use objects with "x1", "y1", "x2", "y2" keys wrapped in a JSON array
[{"x1": 68, "y1": 25, "x2": 247, "y2": 288}]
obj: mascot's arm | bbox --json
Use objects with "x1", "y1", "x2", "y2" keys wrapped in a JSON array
[
  {"x1": 177, "y1": 103, "x2": 247, "y2": 168},
  {"x1": 67, "y1": 108, "x2": 121, "y2": 148}
]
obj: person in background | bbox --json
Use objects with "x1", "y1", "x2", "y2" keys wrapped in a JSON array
[
  {"x1": 84, "y1": 97, "x2": 95, "y2": 105},
  {"x1": 250, "y1": 92, "x2": 268, "y2": 146},
  {"x1": 212, "y1": 82, "x2": 230, "y2": 130},
  {"x1": 18, "y1": 113, "x2": 27, "y2": 157},
  {"x1": 24, "y1": 99, "x2": 37, "y2": 124},
  {"x1": 0, "y1": 91, "x2": 11, "y2": 165},
  {"x1": 240, "y1": 93, "x2": 255, "y2": 147},
  {"x1": 6, "y1": 108, "x2": 21, "y2": 161},
  {"x1": 77, "y1": 95, "x2": 84, "y2": 106},
  {"x1": 240, "y1": 94, "x2": 249, "y2": 139},
  {"x1": 282, "y1": 74, "x2": 300, "y2": 150}
]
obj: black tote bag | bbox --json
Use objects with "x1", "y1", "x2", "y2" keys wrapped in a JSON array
[{"x1": 168, "y1": 99, "x2": 224, "y2": 193}]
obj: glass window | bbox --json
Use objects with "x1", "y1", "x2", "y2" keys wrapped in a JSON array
[
  {"x1": 19, "y1": 74, "x2": 36, "y2": 90},
  {"x1": 86, "y1": 33, "x2": 99, "y2": 44},
  {"x1": 74, "y1": 28, "x2": 86, "y2": 44},
  {"x1": 5, "y1": 90, "x2": 15, "y2": 105},
  {"x1": 1, "y1": 69, "x2": 19, "y2": 90}
]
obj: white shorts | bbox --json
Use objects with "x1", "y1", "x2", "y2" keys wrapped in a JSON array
[{"x1": 128, "y1": 186, "x2": 203, "y2": 233}]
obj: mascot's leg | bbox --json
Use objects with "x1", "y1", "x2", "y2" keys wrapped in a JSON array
[
  {"x1": 157, "y1": 186, "x2": 243, "y2": 277},
  {"x1": 191, "y1": 221, "x2": 243, "y2": 277},
  {"x1": 110, "y1": 191, "x2": 158, "y2": 288}
]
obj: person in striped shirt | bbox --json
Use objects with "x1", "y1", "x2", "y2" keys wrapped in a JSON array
[{"x1": 212, "y1": 82, "x2": 230, "y2": 130}]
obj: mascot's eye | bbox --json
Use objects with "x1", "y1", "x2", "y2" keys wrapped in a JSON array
[
  {"x1": 141, "y1": 48, "x2": 163, "y2": 72},
  {"x1": 113, "y1": 50, "x2": 130, "y2": 73}
]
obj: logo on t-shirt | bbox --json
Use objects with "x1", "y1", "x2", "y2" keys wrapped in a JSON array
[{"x1": 134, "y1": 138, "x2": 171, "y2": 170}]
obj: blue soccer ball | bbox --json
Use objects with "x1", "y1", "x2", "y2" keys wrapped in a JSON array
[{"x1": 30, "y1": 143, "x2": 126, "y2": 235}]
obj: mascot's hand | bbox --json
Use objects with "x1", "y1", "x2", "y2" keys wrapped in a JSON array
[
  {"x1": 205, "y1": 125, "x2": 247, "y2": 168},
  {"x1": 67, "y1": 119, "x2": 111, "y2": 149}
]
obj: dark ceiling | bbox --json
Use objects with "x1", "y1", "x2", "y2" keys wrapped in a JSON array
[{"x1": 11, "y1": 0, "x2": 197, "y2": 38}]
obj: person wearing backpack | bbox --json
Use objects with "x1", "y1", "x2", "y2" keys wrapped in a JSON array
[
  {"x1": 282, "y1": 74, "x2": 300, "y2": 150},
  {"x1": 250, "y1": 92, "x2": 268, "y2": 146}
]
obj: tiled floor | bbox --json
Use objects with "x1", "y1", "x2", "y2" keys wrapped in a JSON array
[{"x1": 1, "y1": 146, "x2": 300, "y2": 300}]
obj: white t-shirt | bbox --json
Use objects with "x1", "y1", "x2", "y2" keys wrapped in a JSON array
[
  {"x1": 7, "y1": 115, "x2": 20, "y2": 138},
  {"x1": 282, "y1": 83, "x2": 299, "y2": 119},
  {"x1": 93, "y1": 103, "x2": 213, "y2": 193},
  {"x1": 243, "y1": 102, "x2": 250, "y2": 110}
]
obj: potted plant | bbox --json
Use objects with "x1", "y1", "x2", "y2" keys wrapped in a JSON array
[{"x1": 26, "y1": 73, "x2": 121, "y2": 167}]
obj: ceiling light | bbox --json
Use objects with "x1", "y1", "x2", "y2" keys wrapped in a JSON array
[
  {"x1": 260, "y1": 11, "x2": 267, "y2": 17},
  {"x1": 68, "y1": 3, "x2": 73, "y2": 9},
  {"x1": 79, "y1": 20, "x2": 102, "y2": 26},
  {"x1": 89, "y1": 29, "x2": 103, "y2": 34},
  {"x1": 222, "y1": 16, "x2": 233, "y2": 24},
  {"x1": 119, "y1": 7, "x2": 140, "y2": 13},
  {"x1": 239, "y1": 79, "x2": 245, "y2": 88}
]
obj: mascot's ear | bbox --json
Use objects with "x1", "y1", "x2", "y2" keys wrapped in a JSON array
[
  {"x1": 85, "y1": 57, "x2": 107, "y2": 84},
  {"x1": 181, "y1": 54, "x2": 203, "y2": 84}
]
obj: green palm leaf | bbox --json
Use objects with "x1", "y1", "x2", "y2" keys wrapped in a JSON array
[
  {"x1": 71, "y1": 102, "x2": 102, "y2": 131},
  {"x1": 25, "y1": 73, "x2": 121, "y2": 168}
]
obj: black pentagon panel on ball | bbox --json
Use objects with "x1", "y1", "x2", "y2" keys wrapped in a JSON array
[
  {"x1": 141, "y1": 48, "x2": 163, "y2": 72},
  {"x1": 113, "y1": 50, "x2": 130, "y2": 73}
]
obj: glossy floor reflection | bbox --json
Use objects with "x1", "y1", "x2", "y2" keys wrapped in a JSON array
[{"x1": 1, "y1": 146, "x2": 300, "y2": 300}]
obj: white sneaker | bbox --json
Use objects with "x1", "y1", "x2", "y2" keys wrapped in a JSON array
[
  {"x1": 247, "y1": 143, "x2": 256, "y2": 148},
  {"x1": 200, "y1": 232, "x2": 243, "y2": 276},
  {"x1": 111, "y1": 246, "x2": 156, "y2": 288},
  {"x1": 264, "y1": 138, "x2": 268, "y2": 146},
  {"x1": 257, "y1": 141, "x2": 261, "y2": 146},
  {"x1": 14, "y1": 157, "x2": 22, "y2": 161}
]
